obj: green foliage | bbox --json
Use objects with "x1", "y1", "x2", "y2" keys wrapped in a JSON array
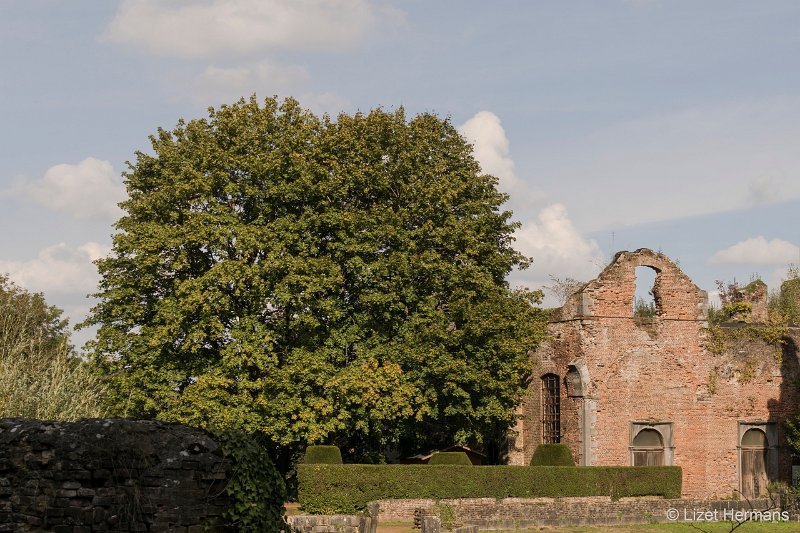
[
  {"x1": 769, "y1": 266, "x2": 800, "y2": 325},
  {"x1": 709, "y1": 302, "x2": 753, "y2": 324},
  {"x1": 710, "y1": 278, "x2": 760, "y2": 323},
  {"x1": 302, "y1": 445, "x2": 342, "y2": 464},
  {"x1": 0, "y1": 275, "x2": 105, "y2": 420},
  {"x1": 428, "y1": 452, "x2": 471, "y2": 465},
  {"x1": 785, "y1": 416, "x2": 800, "y2": 458},
  {"x1": 297, "y1": 464, "x2": 682, "y2": 514},
  {"x1": 84, "y1": 96, "x2": 547, "y2": 463},
  {"x1": 209, "y1": 428, "x2": 287, "y2": 533},
  {"x1": 704, "y1": 312, "x2": 788, "y2": 364},
  {"x1": 633, "y1": 297, "x2": 657, "y2": 318},
  {"x1": 0, "y1": 274, "x2": 70, "y2": 361},
  {"x1": 433, "y1": 503, "x2": 456, "y2": 529},
  {"x1": 529, "y1": 443, "x2": 575, "y2": 466}
]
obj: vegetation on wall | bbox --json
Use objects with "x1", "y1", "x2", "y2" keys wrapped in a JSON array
[
  {"x1": 0, "y1": 275, "x2": 105, "y2": 420},
  {"x1": 82, "y1": 95, "x2": 547, "y2": 470},
  {"x1": 705, "y1": 277, "x2": 789, "y2": 366},
  {"x1": 209, "y1": 428, "x2": 287, "y2": 533},
  {"x1": 770, "y1": 266, "x2": 800, "y2": 326},
  {"x1": 633, "y1": 297, "x2": 657, "y2": 318},
  {"x1": 297, "y1": 464, "x2": 682, "y2": 514}
]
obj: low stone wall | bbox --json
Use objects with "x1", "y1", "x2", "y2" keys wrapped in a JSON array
[
  {"x1": 420, "y1": 517, "x2": 477, "y2": 533},
  {"x1": 377, "y1": 496, "x2": 778, "y2": 528},
  {"x1": 0, "y1": 418, "x2": 232, "y2": 532},
  {"x1": 288, "y1": 515, "x2": 375, "y2": 533}
]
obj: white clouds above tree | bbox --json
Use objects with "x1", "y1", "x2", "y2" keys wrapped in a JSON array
[
  {"x1": 0, "y1": 242, "x2": 109, "y2": 296},
  {"x1": 26, "y1": 158, "x2": 125, "y2": 220},
  {"x1": 101, "y1": 0, "x2": 394, "y2": 59}
]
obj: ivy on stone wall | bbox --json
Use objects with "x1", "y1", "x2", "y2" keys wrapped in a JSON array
[{"x1": 209, "y1": 428, "x2": 288, "y2": 533}]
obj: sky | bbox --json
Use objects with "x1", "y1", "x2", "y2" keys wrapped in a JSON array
[{"x1": 1, "y1": 1, "x2": 799, "y2": 349}]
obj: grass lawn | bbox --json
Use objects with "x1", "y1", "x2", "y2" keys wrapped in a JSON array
[{"x1": 375, "y1": 521, "x2": 800, "y2": 533}]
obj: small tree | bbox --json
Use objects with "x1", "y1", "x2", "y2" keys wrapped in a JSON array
[
  {"x1": 545, "y1": 275, "x2": 584, "y2": 306},
  {"x1": 0, "y1": 275, "x2": 105, "y2": 420},
  {"x1": 769, "y1": 265, "x2": 800, "y2": 325}
]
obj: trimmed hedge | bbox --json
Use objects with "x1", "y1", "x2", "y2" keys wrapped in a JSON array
[
  {"x1": 297, "y1": 464, "x2": 682, "y2": 514},
  {"x1": 302, "y1": 445, "x2": 343, "y2": 464},
  {"x1": 530, "y1": 444, "x2": 575, "y2": 466},
  {"x1": 428, "y1": 452, "x2": 472, "y2": 465}
]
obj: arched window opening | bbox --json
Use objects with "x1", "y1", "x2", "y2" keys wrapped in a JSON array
[
  {"x1": 541, "y1": 374, "x2": 561, "y2": 444},
  {"x1": 741, "y1": 428, "x2": 769, "y2": 498},
  {"x1": 633, "y1": 266, "x2": 658, "y2": 318},
  {"x1": 742, "y1": 428, "x2": 767, "y2": 447},
  {"x1": 631, "y1": 428, "x2": 664, "y2": 466}
]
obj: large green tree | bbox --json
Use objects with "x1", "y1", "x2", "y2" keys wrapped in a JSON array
[{"x1": 86, "y1": 96, "x2": 545, "y2": 465}]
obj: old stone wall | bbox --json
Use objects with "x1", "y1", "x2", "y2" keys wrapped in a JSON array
[
  {"x1": 287, "y1": 515, "x2": 375, "y2": 533},
  {"x1": 509, "y1": 249, "x2": 800, "y2": 499},
  {"x1": 377, "y1": 496, "x2": 779, "y2": 527},
  {"x1": 0, "y1": 418, "x2": 232, "y2": 532}
]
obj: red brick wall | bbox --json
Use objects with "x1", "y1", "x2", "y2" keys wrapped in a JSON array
[{"x1": 514, "y1": 249, "x2": 800, "y2": 498}]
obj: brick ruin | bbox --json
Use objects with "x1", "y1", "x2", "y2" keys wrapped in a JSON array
[{"x1": 508, "y1": 248, "x2": 800, "y2": 498}]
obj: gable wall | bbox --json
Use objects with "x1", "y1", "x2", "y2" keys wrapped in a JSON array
[{"x1": 511, "y1": 249, "x2": 800, "y2": 498}]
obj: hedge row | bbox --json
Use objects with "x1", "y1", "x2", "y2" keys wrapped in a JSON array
[
  {"x1": 297, "y1": 464, "x2": 682, "y2": 514},
  {"x1": 428, "y1": 452, "x2": 472, "y2": 465}
]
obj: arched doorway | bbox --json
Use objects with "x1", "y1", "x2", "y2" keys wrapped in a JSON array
[
  {"x1": 740, "y1": 428, "x2": 769, "y2": 498},
  {"x1": 631, "y1": 427, "x2": 664, "y2": 466}
]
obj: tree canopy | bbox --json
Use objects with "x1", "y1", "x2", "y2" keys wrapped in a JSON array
[
  {"x1": 0, "y1": 275, "x2": 105, "y2": 419},
  {"x1": 85, "y1": 96, "x2": 545, "y2": 464}
]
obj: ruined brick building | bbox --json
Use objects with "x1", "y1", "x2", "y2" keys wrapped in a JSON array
[{"x1": 508, "y1": 248, "x2": 800, "y2": 498}]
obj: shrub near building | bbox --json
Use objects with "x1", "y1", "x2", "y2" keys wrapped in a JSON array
[
  {"x1": 297, "y1": 464, "x2": 682, "y2": 514},
  {"x1": 428, "y1": 452, "x2": 472, "y2": 465},
  {"x1": 529, "y1": 444, "x2": 575, "y2": 466},
  {"x1": 302, "y1": 445, "x2": 343, "y2": 464}
]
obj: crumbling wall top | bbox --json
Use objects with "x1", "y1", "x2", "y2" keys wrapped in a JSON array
[{"x1": 556, "y1": 248, "x2": 708, "y2": 321}]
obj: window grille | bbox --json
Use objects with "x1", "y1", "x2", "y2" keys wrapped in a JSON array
[{"x1": 541, "y1": 374, "x2": 561, "y2": 443}]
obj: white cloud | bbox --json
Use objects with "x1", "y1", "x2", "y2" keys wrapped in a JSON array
[
  {"x1": 747, "y1": 175, "x2": 780, "y2": 206},
  {"x1": 102, "y1": 0, "x2": 392, "y2": 59},
  {"x1": 533, "y1": 96, "x2": 800, "y2": 231},
  {"x1": 26, "y1": 158, "x2": 125, "y2": 220},
  {"x1": 457, "y1": 112, "x2": 600, "y2": 299},
  {"x1": 709, "y1": 236, "x2": 799, "y2": 266},
  {"x1": 0, "y1": 242, "x2": 110, "y2": 296},
  {"x1": 512, "y1": 204, "x2": 604, "y2": 296},
  {"x1": 458, "y1": 111, "x2": 543, "y2": 206},
  {"x1": 186, "y1": 61, "x2": 311, "y2": 106}
]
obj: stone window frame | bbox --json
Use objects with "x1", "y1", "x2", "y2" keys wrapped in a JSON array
[
  {"x1": 737, "y1": 420, "x2": 778, "y2": 493},
  {"x1": 629, "y1": 421, "x2": 674, "y2": 466}
]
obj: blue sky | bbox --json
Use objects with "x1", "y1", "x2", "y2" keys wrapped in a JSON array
[{"x1": 1, "y1": 1, "x2": 799, "y2": 347}]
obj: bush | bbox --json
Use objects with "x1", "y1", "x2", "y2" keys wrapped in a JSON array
[
  {"x1": 530, "y1": 444, "x2": 575, "y2": 466},
  {"x1": 297, "y1": 464, "x2": 682, "y2": 514},
  {"x1": 302, "y1": 445, "x2": 343, "y2": 464},
  {"x1": 429, "y1": 452, "x2": 471, "y2": 465}
]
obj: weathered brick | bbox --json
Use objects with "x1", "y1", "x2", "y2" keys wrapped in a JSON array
[{"x1": 510, "y1": 249, "x2": 800, "y2": 499}]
